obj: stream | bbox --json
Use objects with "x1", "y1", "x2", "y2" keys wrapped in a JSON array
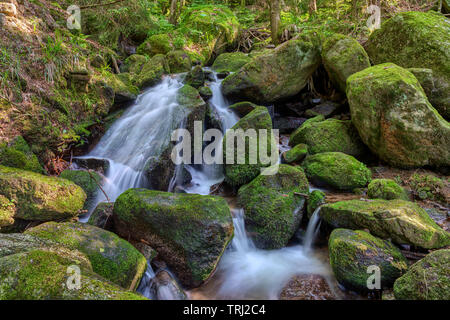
[{"x1": 76, "y1": 70, "x2": 338, "y2": 300}]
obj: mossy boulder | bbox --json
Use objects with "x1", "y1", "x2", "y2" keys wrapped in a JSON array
[
  {"x1": 102, "y1": 72, "x2": 139, "y2": 104},
  {"x1": 137, "y1": 34, "x2": 174, "y2": 56},
  {"x1": 212, "y1": 52, "x2": 252, "y2": 73},
  {"x1": 366, "y1": 11, "x2": 450, "y2": 119},
  {"x1": 320, "y1": 199, "x2": 450, "y2": 249},
  {"x1": 0, "y1": 195, "x2": 15, "y2": 227},
  {"x1": 184, "y1": 65, "x2": 205, "y2": 88},
  {"x1": 307, "y1": 190, "x2": 326, "y2": 219},
  {"x1": 113, "y1": 189, "x2": 234, "y2": 288},
  {"x1": 133, "y1": 54, "x2": 168, "y2": 89},
  {"x1": 302, "y1": 152, "x2": 372, "y2": 190},
  {"x1": 408, "y1": 68, "x2": 436, "y2": 101},
  {"x1": 120, "y1": 54, "x2": 148, "y2": 74},
  {"x1": 87, "y1": 202, "x2": 114, "y2": 231},
  {"x1": 394, "y1": 249, "x2": 450, "y2": 300},
  {"x1": 347, "y1": 63, "x2": 450, "y2": 168},
  {"x1": 0, "y1": 136, "x2": 44, "y2": 173},
  {"x1": 0, "y1": 165, "x2": 86, "y2": 221},
  {"x1": 228, "y1": 101, "x2": 258, "y2": 117},
  {"x1": 198, "y1": 86, "x2": 213, "y2": 100},
  {"x1": 25, "y1": 222, "x2": 147, "y2": 291},
  {"x1": 329, "y1": 229, "x2": 408, "y2": 292},
  {"x1": 166, "y1": 50, "x2": 192, "y2": 74},
  {"x1": 237, "y1": 165, "x2": 309, "y2": 249},
  {"x1": 322, "y1": 34, "x2": 371, "y2": 92},
  {"x1": 368, "y1": 179, "x2": 409, "y2": 201},
  {"x1": 283, "y1": 144, "x2": 308, "y2": 163},
  {"x1": 223, "y1": 106, "x2": 277, "y2": 187},
  {"x1": 289, "y1": 119, "x2": 367, "y2": 158},
  {"x1": 59, "y1": 169, "x2": 103, "y2": 210},
  {"x1": 222, "y1": 39, "x2": 321, "y2": 104},
  {"x1": 0, "y1": 249, "x2": 146, "y2": 300}
]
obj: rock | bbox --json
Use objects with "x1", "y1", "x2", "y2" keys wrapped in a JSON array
[
  {"x1": 0, "y1": 136, "x2": 44, "y2": 173},
  {"x1": 87, "y1": 202, "x2": 114, "y2": 231},
  {"x1": 222, "y1": 38, "x2": 321, "y2": 104},
  {"x1": 228, "y1": 101, "x2": 258, "y2": 117},
  {"x1": 304, "y1": 101, "x2": 341, "y2": 118},
  {"x1": 59, "y1": 169, "x2": 103, "y2": 210},
  {"x1": 329, "y1": 229, "x2": 408, "y2": 292},
  {"x1": 0, "y1": 3, "x2": 17, "y2": 17},
  {"x1": 273, "y1": 117, "x2": 306, "y2": 134},
  {"x1": 90, "y1": 54, "x2": 106, "y2": 68},
  {"x1": 368, "y1": 179, "x2": 409, "y2": 201},
  {"x1": 321, "y1": 199, "x2": 450, "y2": 249},
  {"x1": 394, "y1": 249, "x2": 450, "y2": 300},
  {"x1": 0, "y1": 165, "x2": 86, "y2": 221},
  {"x1": 120, "y1": 54, "x2": 147, "y2": 74},
  {"x1": 212, "y1": 52, "x2": 251, "y2": 73},
  {"x1": 184, "y1": 65, "x2": 205, "y2": 88},
  {"x1": 133, "y1": 54, "x2": 167, "y2": 89},
  {"x1": 102, "y1": 72, "x2": 139, "y2": 104},
  {"x1": 302, "y1": 152, "x2": 372, "y2": 190},
  {"x1": 137, "y1": 34, "x2": 174, "y2": 56},
  {"x1": 25, "y1": 222, "x2": 147, "y2": 291},
  {"x1": 73, "y1": 158, "x2": 109, "y2": 174},
  {"x1": 282, "y1": 144, "x2": 308, "y2": 164},
  {"x1": 0, "y1": 195, "x2": 14, "y2": 227},
  {"x1": 166, "y1": 50, "x2": 192, "y2": 74},
  {"x1": 66, "y1": 69, "x2": 91, "y2": 93},
  {"x1": 153, "y1": 270, "x2": 187, "y2": 300},
  {"x1": 0, "y1": 249, "x2": 146, "y2": 300},
  {"x1": 322, "y1": 34, "x2": 371, "y2": 92},
  {"x1": 113, "y1": 189, "x2": 234, "y2": 288},
  {"x1": 408, "y1": 68, "x2": 436, "y2": 102},
  {"x1": 279, "y1": 274, "x2": 335, "y2": 300},
  {"x1": 131, "y1": 241, "x2": 157, "y2": 261},
  {"x1": 223, "y1": 106, "x2": 277, "y2": 187},
  {"x1": 366, "y1": 11, "x2": 450, "y2": 119},
  {"x1": 237, "y1": 165, "x2": 309, "y2": 249},
  {"x1": 307, "y1": 190, "x2": 326, "y2": 219},
  {"x1": 198, "y1": 86, "x2": 213, "y2": 100},
  {"x1": 347, "y1": 63, "x2": 450, "y2": 168},
  {"x1": 289, "y1": 118, "x2": 367, "y2": 158}
]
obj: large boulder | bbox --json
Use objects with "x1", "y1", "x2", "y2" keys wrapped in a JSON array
[
  {"x1": 212, "y1": 52, "x2": 252, "y2": 73},
  {"x1": 113, "y1": 189, "x2": 234, "y2": 288},
  {"x1": 0, "y1": 249, "x2": 146, "y2": 300},
  {"x1": 137, "y1": 34, "x2": 174, "y2": 56},
  {"x1": 322, "y1": 34, "x2": 371, "y2": 92},
  {"x1": 87, "y1": 202, "x2": 114, "y2": 231},
  {"x1": 223, "y1": 106, "x2": 277, "y2": 187},
  {"x1": 25, "y1": 222, "x2": 147, "y2": 291},
  {"x1": 222, "y1": 38, "x2": 321, "y2": 104},
  {"x1": 367, "y1": 179, "x2": 409, "y2": 201},
  {"x1": 329, "y1": 229, "x2": 408, "y2": 292},
  {"x1": 237, "y1": 165, "x2": 309, "y2": 249},
  {"x1": 394, "y1": 249, "x2": 450, "y2": 300},
  {"x1": 0, "y1": 136, "x2": 44, "y2": 173},
  {"x1": 302, "y1": 152, "x2": 372, "y2": 190},
  {"x1": 133, "y1": 54, "x2": 168, "y2": 89},
  {"x1": 365, "y1": 11, "x2": 450, "y2": 119},
  {"x1": 289, "y1": 118, "x2": 367, "y2": 158},
  {"x1": 59, "y1": 169, "x2": 103, "y2": 210},
  {"x1": 320, "y1": 199, "x2": 450, "y2": 249},
  {"x1": 0, "y1": 165, "x2": 86, "y2": 222},
  {"x1": 347, "y1": 63, "x2": 450, "y2": 168},
  {"x1": 166, "y1": 50, "x2": 192, "y2": 74}
]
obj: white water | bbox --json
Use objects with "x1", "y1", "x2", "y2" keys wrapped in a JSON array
[{"x1": 303, "y1": 206, "x2": 322, "y2": 252}]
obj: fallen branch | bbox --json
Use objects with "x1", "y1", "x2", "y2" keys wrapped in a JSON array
[{"x1": 294, "y1": 192, "x2": 309, "y2": 199}]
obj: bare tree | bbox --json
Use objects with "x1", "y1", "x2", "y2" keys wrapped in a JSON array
[
  {"x1": 269, "y1": 0, "x2": 281, "y2": 45},
  {"x1": 169, "y1": 0, "x2": 179, "y2": 25},
  {"x1": 309, "y1": 0, "x2": 317, "y2": 14}
]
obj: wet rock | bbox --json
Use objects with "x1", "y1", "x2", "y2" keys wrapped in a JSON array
[
  {"x1": 321, "y1": 199, "x2": 450, "y2": 249},
  {"x1": 304, "y1": 101, "x2": 341, "y2": 118},
  {"x1": 102, "y1": 72, "x2": 139, "y2": 105},
  {"x1": 329, "y1": 229, "x2": 408, "y2": 292},
  {"x1": 0, "y1": 165, "x2": 86, "y2": 221},
  {"x1": 87, "y1": 202, "x2": 114, "y2": 231},
  {"x1": 237, "y1": 165, "x2": 309, "y2": 249},
  {"x1": 131, "y1": 241, "x2": 157, "y2": 261},
  {"x1": 273, "y1": 117, "x2": 306, "y2": 134},
  {"x1": 282, "y1": 144, "x2": 308, "y2": 164},
  {"x1": 184, "y1": 65, "x2": 205, "y2": 88},
  {"x1": 73, "y1": 158, "x2": 109, "y2": 174},
  {"x1": 367, "y1": 179, "x2": 409, "y2": 201},
  {"x1": 394, "y1": 249, "x2": 450, "y2": 300},
  {"x1": 113, "y1": 189, "x2": 234, "y2": 288},
  {"x1": 25, "y1": 222, "x2": 147, "y2": 290},
  {"x1": 347, "y1": 63, "x2": 450, "y2": 168},
  {"x1": 133, "y1": 54, "x2": 167, "y2": 89},
  {"x1": 212, "y1": 52, "x2": 251, "y2": 73},
  {"x1": 228, "y1": 101, "x2": 258, "y2": 117},
  {"x1": 279, "y1": 274, "x2": 335, "y2": 300},
  {"x1": 199, "y1": 86, "x2": 213, "y2": 100},
  {"x1": 302, "y1": 152, "x2": 372, "y2": 191},
  {"x1": 153, "y1": 270, "x2": 187, "y2": 300},
  {"x1": 59, "y1": 169, "x2": 103, "y2": 211}
]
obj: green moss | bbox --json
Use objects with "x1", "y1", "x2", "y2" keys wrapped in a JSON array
[
  {"x1": 303, "y1": 152, "x2": 371, "y2": 190},
  {"x1": 0, "y1": 137, "x2": 44, "y2": 173},
  {"x1": 329, "y1": 229, "x2": 408, "y2": 292},
  {"x1": 166, "y1": 50, "x2": 192, "y2": 74},
  {"x1": 121, "y1": 55, "x2": 147, "y2": 74},
  {"x1": 59, "y1": 169, "x2": 102, "y2": 210},
  {"x1": 137, "y1": 34, "x2": 174, "y2": 56},
  {"x1": 307, "y1": 190, "x2": 326, "y2": 218},
  {"x1": 25, "y1": 222, "x2": 147, "y2": 291},
  {"x1": 184, "y1": 65, "x2": 205, "y2": 88},
  {"x1": 283, "y1": 144, "x2": 308, "y2": 164},
  {"x1": 0, "y1": 194, "x2": 15, "y2": 227},
  {"x1": 409, "y1": 174, "x2": 447, "y2": 203},
  {"x1": 133, "y1": 54, "x2": 167, "y2": 89},
  {"x1": 368, "y1": 179, "x2": 409, "y2": 201},
  {"x1": 228, "y1": 101, "x2": 258, "y2": 117},
  {"x1": 198, "y1": 86, "x2": 212, "y2": 99},
  {"x1": 212, "y1": 52, "x2": 252, "y2": 73}
]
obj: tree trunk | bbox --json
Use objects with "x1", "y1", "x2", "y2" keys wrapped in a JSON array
[
  {"x1": 269, "y1": 0, "x2": 281, "y2": 45},
  {"x1": 309, "y1": 0, "x2": 317, "y2": 14},
  {"x1": 169, "y1": 0, "x2": 178, "y2": 25}
]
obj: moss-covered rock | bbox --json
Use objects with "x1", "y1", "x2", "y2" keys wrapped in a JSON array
[
  {"x1": 329, "y1": 229, "x2": 408, "y2": 292},
  {"x1": 59, "y1": 169, "x2": 102, "y2": 210},
  {"x1": 321, "y1": 199, "x2": 450, "y2": 249},
  {"x1": 166, "y1": 50, "x2": 192, "y2": 74},
  {"x1": 120, "y1": 54, "x2": 148, "y2": 74},
  {"x1": 237, "y1": 165, "x2": 309, "y2": 249},
  {"x1": 0, "y1": 195, "x2": 15, "y2": 228},
  {"x1": 87, "y1": 202, "x2": 114, "y2": 231},
  {"x1": 307, "y1": 190, "x2": 326, "y2": 219},
  {"x1": 0, "y1": 165, "x2": 86, "y2": 221},
  {"x1": 102, "y1": 72, "x2": 139, "y2": 104},
  {"x1": 0, "y1": 136, "x2": 44, "y2": 173},
  {"x1": 223, "y1": 106, "x2": 277, "y2": 187},
  {"x1": 303, "y1": 152, "x2": 371, "y2": 190},
  {"x1": 228, "y1": 101, "x2": 258, "y2": 117},
  {"x1": 322, "y1": 34, "x2": 371, "y2": 92},
  {"x1": 133, "y1": 54, "x2": 167, "y2": 89},
  {"x1": 222, "y1": 38, "x2": 320, "y2": 104},
  {"x1": 347, "y1": 63, "x2": 450, "y2": 168},
  {"x1": 368, "y1": 179, "x2": 409, "y2": 201},
  {"x1": 25, "y1": 222, "x2": 146, "y2": 291},
  {"x1": 0, "y1": 249, "x2": 146, "y2": 300},
  {"x1": 289, "y1": 119, "x2": 367, "y2": 158},
  {"x1": 283, "y1": 144, "x2": 308, "y2": 163},
  {"x1": 394, "y1": 249, "x2": 450, "y2": 300},
  {"x1": 366, "y1": 11, "x2": 450, "y2": 119},
  {"x1": 184, "y1": 65, "x2": 205, "y2": 88},
  {"x1": 212, "y1": 52, "x2": 252, "y2": 73},
  {"x1": 113, "y1": 189, "x2": 234, "y2": 288},
  {"x1": 137, "y1": 34, "x2": 174, "y2": 56},
  {"x1": 408, "y1": 68, "x2": 436, "y2": 102},
  {"x1": 198, "y1": 86, "x2": 213, "y2": 100}
]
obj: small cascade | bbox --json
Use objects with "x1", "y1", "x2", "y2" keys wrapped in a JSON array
[
  {"x1": 137, "y1": 260, "x2": 157, "y2": 299},
  {"x1": 303, "y1": 206, "x2": 322, "y2": 252}
]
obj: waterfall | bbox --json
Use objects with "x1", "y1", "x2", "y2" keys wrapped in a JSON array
[{"x1": 303, "y1": 206, "x2": 322, "y2": 252}]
